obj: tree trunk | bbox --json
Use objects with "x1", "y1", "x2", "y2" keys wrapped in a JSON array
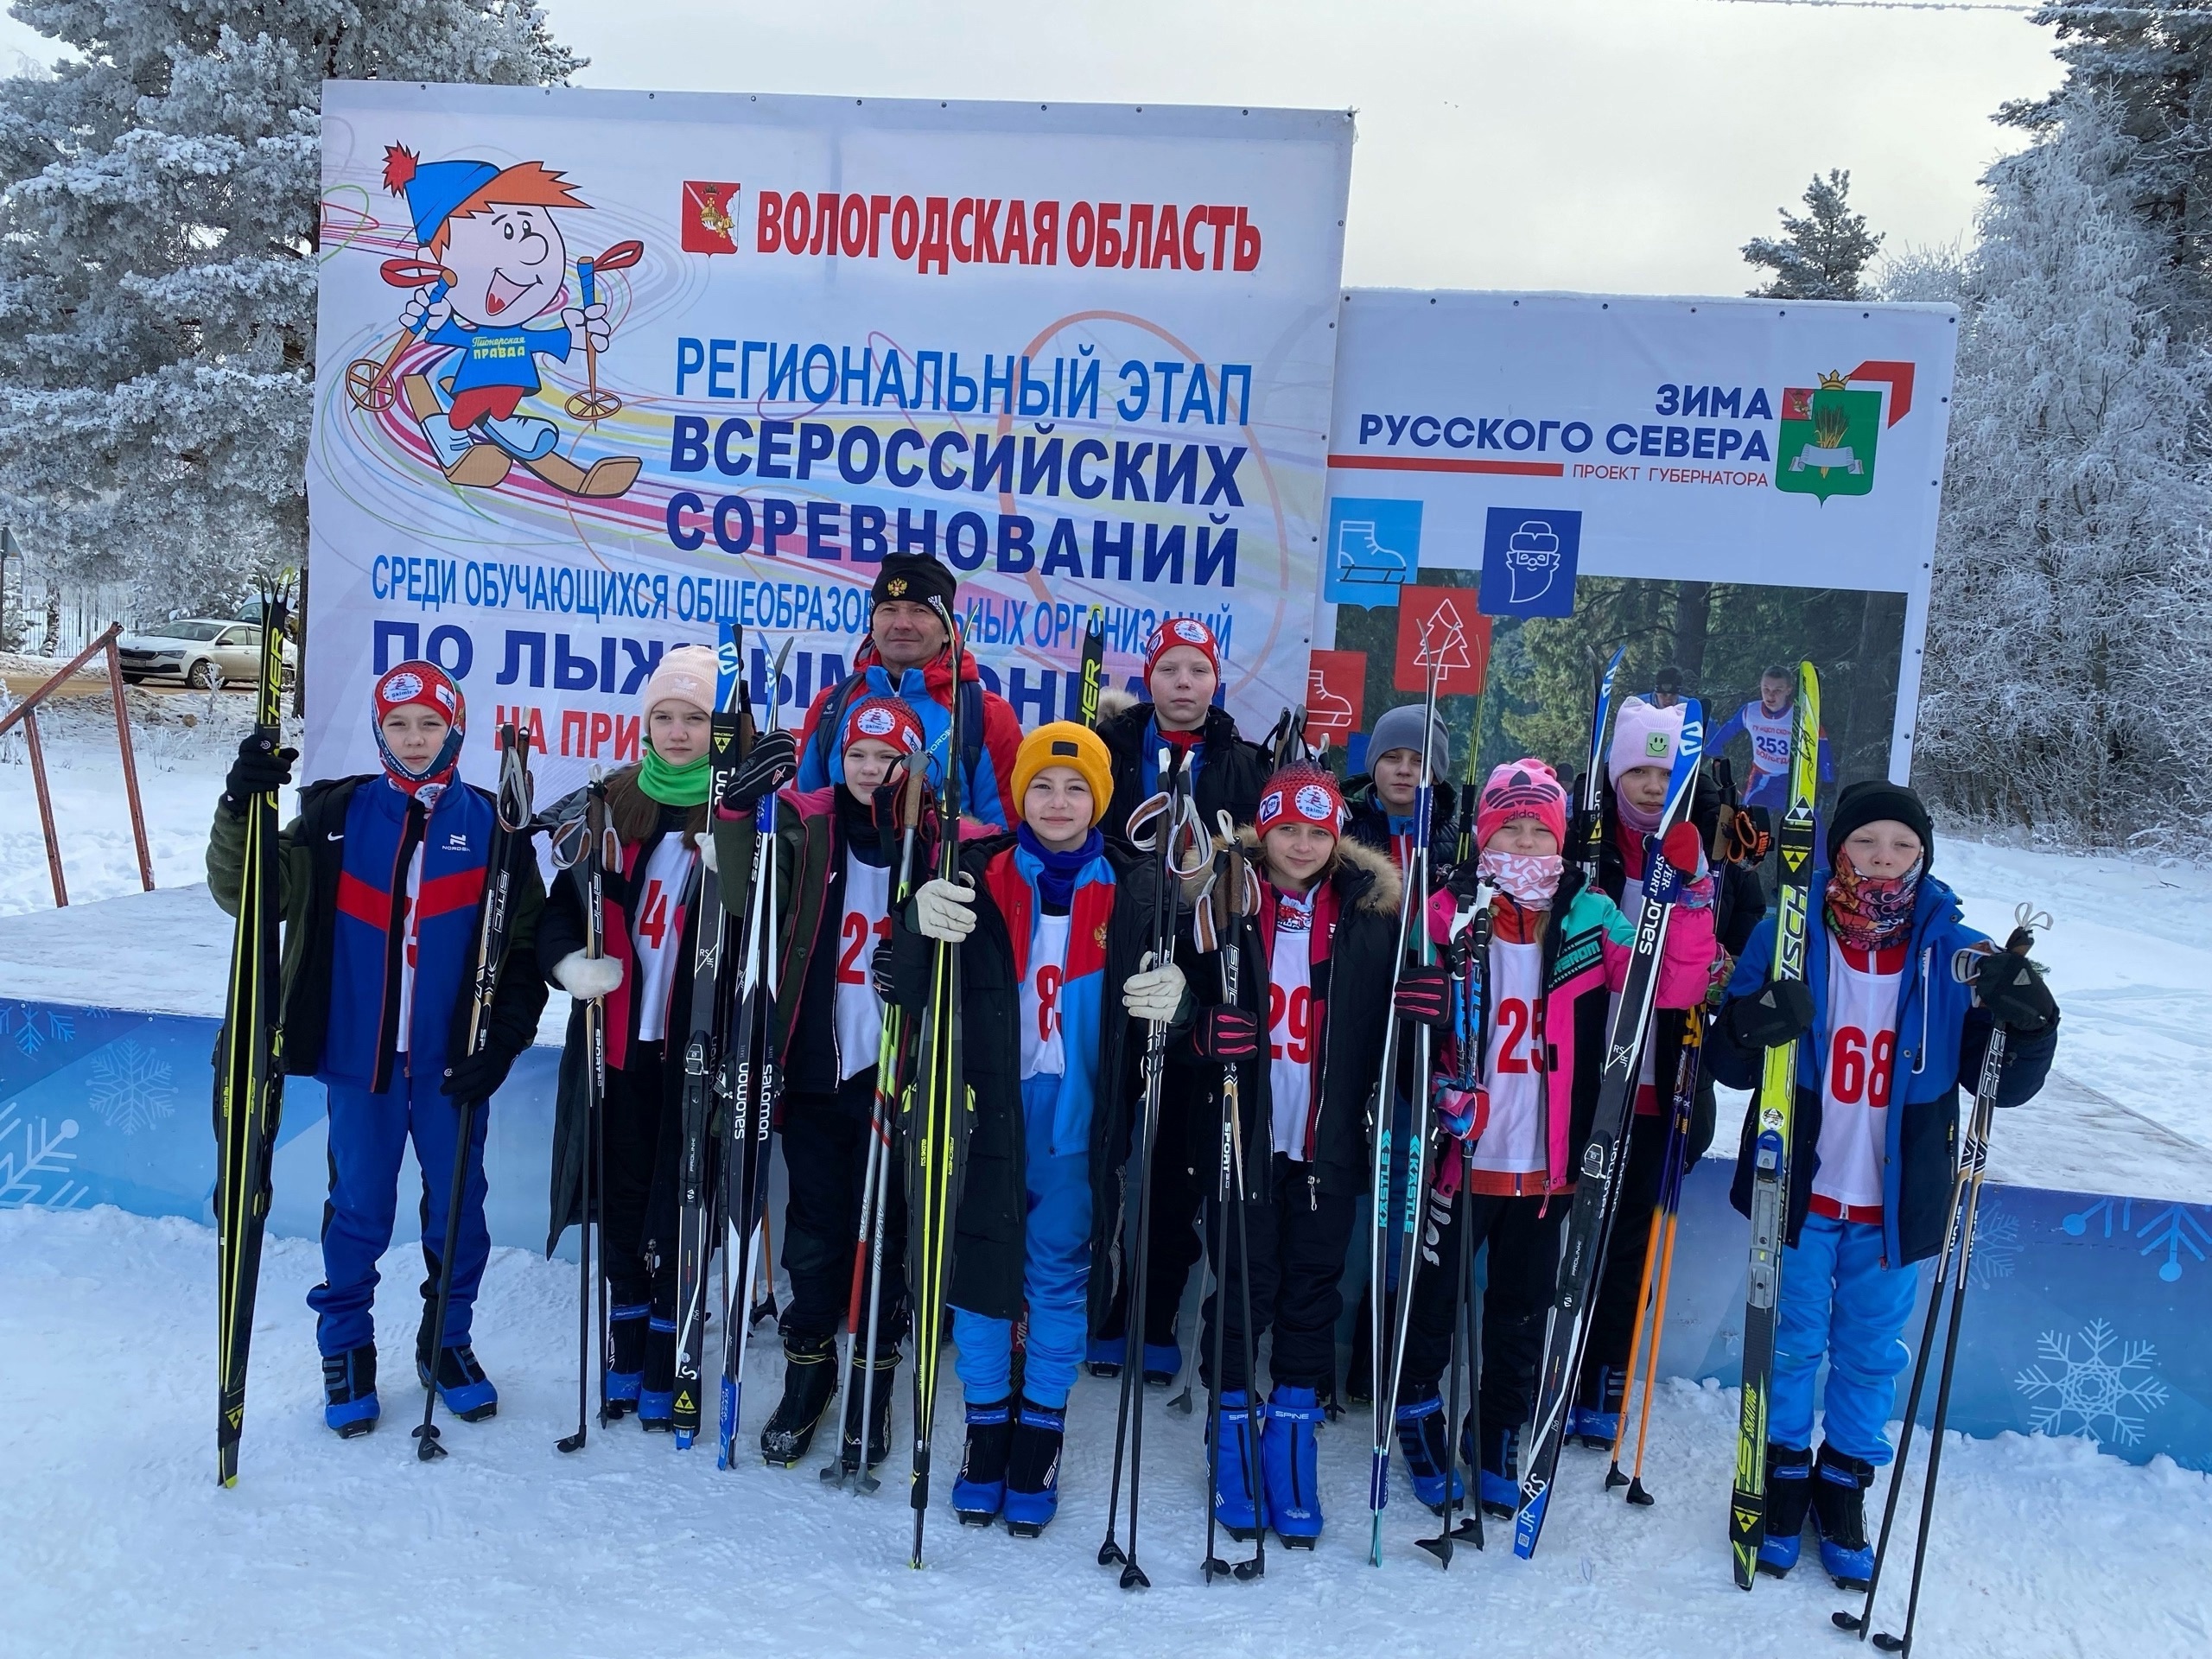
[{"x1": 1669, "y1": 581, "x2": 1712, "y2": 687}]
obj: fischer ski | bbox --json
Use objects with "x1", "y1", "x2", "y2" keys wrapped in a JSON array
[
  {"x1": 907, "y1": 597, "x2": 976, "y2": 1567},
  {"x1": 1513, "y1": 699, "x2": 1705, "y2": 1557},
  {"x1": 554, "y1": 766, "x2": 618, "y2": 1455},
  {"x1": 1729, "y1": 660, "x2": 1820, "y2": 1588},
  {"x1": 1569, "y1": 645, "x2": 1628, "y2": 882},
  {"x1": 1077, "y1": 606, "x2": 1107, "y2": 730},
  {"x1": 213, "y1": 583, "x2": 291, "y2": 1486}
]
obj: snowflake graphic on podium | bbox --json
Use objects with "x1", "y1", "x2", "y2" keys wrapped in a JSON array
[
  {"x1": 86, "y1": 1039, "x2": 177, "y2": 1135},
  {"x1": 2063, "y1": 1196, "x2": 2212, "y2": 1283},
  {"x1": 1969, "y1": 1198, "x2": 2022, "y2": 1289},
  {"x1": 2014, "y1": 1319, "x2": 2168, "y2": 1447},
  {"x1": 0, "y1": 1001, "x2": 77, "y2": 1058}
]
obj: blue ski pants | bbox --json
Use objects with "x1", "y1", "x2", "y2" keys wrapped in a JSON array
[
  {"x1": 308, "y1": 1069, "x2": 491, "y2": 1357},
  {"x1": 1773, "y1": 1212, "x2": 1921, "y2": 1464},
  {"x1": 954, "y1": 1073, "x2": 1092, "y2": 1410}
]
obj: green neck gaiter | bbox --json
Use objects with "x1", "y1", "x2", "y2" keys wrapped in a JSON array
[{"x1": 638, "y1": 744, "x2": 711, "y2": 807}]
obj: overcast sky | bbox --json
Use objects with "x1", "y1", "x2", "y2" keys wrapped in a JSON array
[{"x1": 2, "y1": 0, "x2": 2067, "y2": 295}]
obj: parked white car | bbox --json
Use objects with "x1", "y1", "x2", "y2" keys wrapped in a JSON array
[{"x1": 116, "y1": 620, "x2": 296, "y2": 690}]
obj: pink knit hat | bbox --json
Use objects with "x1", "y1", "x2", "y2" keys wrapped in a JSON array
[
  {"x1": 1607, "y1": 696, "x2": 1683, "y2": 785},
  {"x1": 639, "y1": 644, "x2": 719, "y2": 720},
  {"x1": 1476, "y1": 759, "x2": 1569, "y2": 849}
]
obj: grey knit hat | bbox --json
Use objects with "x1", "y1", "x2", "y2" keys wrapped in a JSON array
[{"x1": 1366, "y1": 702, "x2": 1448, "y2": 782}]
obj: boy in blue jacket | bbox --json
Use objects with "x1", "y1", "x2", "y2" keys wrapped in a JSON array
[{"x1": 1710, "y1": 781, "x2": 2057, "y2": 1588}]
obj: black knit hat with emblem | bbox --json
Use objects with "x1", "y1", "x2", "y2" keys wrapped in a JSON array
[{"x1": 871, "y1": 553, "x2": 958, "y2": 614}]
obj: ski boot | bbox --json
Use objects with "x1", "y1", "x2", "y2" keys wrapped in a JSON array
[
  {"x1": 834, "y1": 1342, "x2": 903, "y2": 1476},
  {"x1": 1002, "y1": 1399, "x2": 1066, "y2": 1538},
  {"x1": 1395, "y1": 1386, "x2": 1466, "y2": 1514},
  {"x1": 1567, "y1": 1364, "x2": 1624, "y2": 1449},
  {"x1": 951, "y1": 1401, "x2": 1014, "y2": 1525},
  {"x1": 1261, "y1": 1384, "x2": 1325, "y2": 1548},
  {"x1": 1813, "y1": 1443, "x2": 1878, "y2": 1590},
  {"x1": 415, "y1": 1306, "x2": 496, "y2": 1421},
  {"x1": 604, "y1": 1303, "x2": 648, "y2": 1420},
  {"x1": 1755, "y1": 1442, "x2": 1815, "y2": 1578},
  {"x1": 1470, "y1": 1418, "x2": 1523, "y2": 1518},
  {"x1": 638, "y1": 1315, "x2": 677, "y2": 1432},
  {"x1": 322, "y1": 1344, "x2": 379, "y2": 1438},
  {"x1": 1210, "y1": 1389, "x2": 1268, "y2": 1541},
  {"x1": 1084, "y1": 1333, "x2": 1125, "y2": 1379},
  {"x1": 1141, "y1": 1337, "x2": 1181, "y2": 1389},
  {"x1": 760, "y1": 1331, "x2": 839, "y2": 1466}
]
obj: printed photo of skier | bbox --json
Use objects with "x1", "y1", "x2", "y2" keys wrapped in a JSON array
[{"x1": 343, "y1": 144, "x2": 643, "y2": 500}]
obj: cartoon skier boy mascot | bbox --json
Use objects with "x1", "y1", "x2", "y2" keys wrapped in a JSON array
[{"x1": 382, "y1": 145, "x2": 636, "y2": 498}]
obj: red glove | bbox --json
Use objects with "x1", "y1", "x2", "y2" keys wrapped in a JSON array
[
  {"x1": 1190, "y1": 1005, "x2": 1260, "y2": 1062},
  {"x1": 1393, "y1": 964, "x2": 1452, "y2": 1029}
]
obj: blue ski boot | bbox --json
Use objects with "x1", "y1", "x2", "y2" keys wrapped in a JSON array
[
  {"x1": 1262, "y1": 1384, "x2": 1325, "y2": 1548},
  {"x1": 1002, "y1": 1399, "x2": 1065, "y2": 1537},
  {"x1": 1755, "y1": 1442, "x2": 1815, "y2": 1578},
  {"x1": 1084, "y1": 1334, "x2": 1125, "y2": 1378},
  {"x1": 1210, "y1": 1389, "x2": 1267, "y2": 1540},
  {"x1": 952, "y1": 1401, "x2": 1013, "y2": 1525},
  {"x1": 1395, "y1": 1387, "x2": 1465, "y2": 1514},
  {"x1": 1813, "y1": 1443, "x2": 1877, "y2": 1590},
  {"x1": 638, "y1": 1315, "x2": 677, "y2": 1432},
  {"x1": 1142, "y1": 1339, "x2": 1181, "y2": 1389},
  {"x1": 604, "y1": 1303, "x2": 648, "y2": 1419},
  {"x1": 1568, "y1": 1364, "x2": 1624, "y2": 1448},
  {"x1": 415, "y1": 1306, "x2": 496, "y2": 1421},
  {"x1": 1470, "y1": 1418, "x2": 1523, "y2": 1518},
  {"x1": 322, "y1": 1344, "x2": 379, "y2": 1438}
]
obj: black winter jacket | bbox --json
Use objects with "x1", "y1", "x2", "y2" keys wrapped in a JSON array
[{"x1": 1096, "y1": 694, "x2": 1268, "y2": 852}]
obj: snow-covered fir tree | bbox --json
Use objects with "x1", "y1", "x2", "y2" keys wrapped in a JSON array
[
  {"x1": 1916, "y1": 92, "x2": 2212, "y2": 854},
  {"x1": 0, "y1": 1, "x2": 580, "y2": 616},
  {"x1": 2003, "y1": 1, "x2": 2212, "y2": 331},
  {"x1": 1743, "y1": 169, "x2": 1884, "y2": 301}
]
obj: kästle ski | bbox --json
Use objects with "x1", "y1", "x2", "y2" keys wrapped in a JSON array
[
  {"x1": 1511, "y1": 698, "x2": 1705, "y2": 1557},
  {"x1": 1729, "y1": 661, "x2": 1820, "y2": 1587},
  {"x1": 213, "y1": 583, "x2": 291, "y2": 1486}
]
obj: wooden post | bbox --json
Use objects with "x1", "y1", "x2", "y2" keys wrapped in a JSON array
[
  {"x1": 22, "y1": 705, "x2": 67, "y2": 906},
  {"x1": 106, "y1": 633, "x2": 155, "y2": 891}
]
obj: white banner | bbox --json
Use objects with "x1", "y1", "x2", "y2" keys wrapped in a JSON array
[
  {"x1": 308, "y1": 82, "x2": 1353, "y2": 791},
  {"x1": 1315, "y1": 290, "x2": 1958, "y2": 784}
]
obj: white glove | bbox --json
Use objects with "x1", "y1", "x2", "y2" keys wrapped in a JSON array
[
  {"x1": 912, "y1": 877, "x2": 976, "y2": 943},
  {"x1": 554, "y1": 950, "x2": 622, "y2": 1001},
  {"x1": 698, "y1": 830, "x2": 718, "y2": 874},
  {"x1": 1122, "y1": 959, "x2": 1187, "y2": 1023}
]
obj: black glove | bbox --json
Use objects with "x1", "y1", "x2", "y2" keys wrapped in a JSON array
[
  {"x1": 1190, "y1": 1005, "x2": 1260, "y2": 1063},
  {"x1": 1393, "y1": 964, "x2": 1452, "y2": 1029},
  {"x1": 1974, "y1": 950, "x2": 2056, "y2": 1033},
  {"x1": 1724, "y1": 977, "x2": 1815, "y2": 1051},
  {"x1": 871, "y1": 939, "x2": 897, "y2": 1001},
  {"x1": 727, "y1": 729, "x2": 798, "y2": 811},
  {"x1": 441, "y1": 1045, "x2": 515, "y2": 1105},
  {"x1": 223, "y1": 732, "x2": 296, "y2": 815}
]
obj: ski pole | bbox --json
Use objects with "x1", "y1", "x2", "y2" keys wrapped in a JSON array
[
  {"x1": 557, "y1": 766, "x2": 613, "y2": 1455},
  {"x1": 416, "y1": 721, "x2": 531, "y2": 1462},
  {"x1": 1838, "y1": 907, "x2": 2045, "y2": 1652},
  {"x1": 563, "y1": 240, "x2": 645, "y2": 423},
  {"x1": 344, "y1": 259, "x2": 452, "y2": 412},
  {"x1": 1608, "y1": 1020, "x2": 1699, "y2": 1499}
]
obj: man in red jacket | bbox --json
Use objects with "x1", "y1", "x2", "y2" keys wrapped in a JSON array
[{"x1": 792, "y1": 553, "x2": 1022, "y2": 830}]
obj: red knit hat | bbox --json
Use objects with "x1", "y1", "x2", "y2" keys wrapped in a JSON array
[
  {"x1": 1255, "y1": 764, "x2": 1344, "y2": 839},
  {"x1": 1144, "y1": 615, "x2": 1220, "y2": 683},
  {"x1": 370, "y1": 660, "x2": 465, "y2": 799},
  {"x1": 1476, "y1": 759, "x2": 1569, "y2": 849},
  {"x1": 840, "y1": 695, "x2": 926, "y2": 759}
]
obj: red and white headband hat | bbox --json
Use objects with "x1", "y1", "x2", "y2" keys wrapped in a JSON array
[
  {"x1": 1255, "y1": 765, "x2": 1344, "y2": 839},
  {"x1": 1144, "y1": 615, "x2": 1220, "y2": 683},
  {"x1": 840, "y1": 695, "x2": 926, "y2": 757}
]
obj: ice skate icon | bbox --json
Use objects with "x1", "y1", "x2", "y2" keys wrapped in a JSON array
[
  {"x1": 1335, "y1": 519, "x2": 1410, "y2": 587},
  {"x1": 1305, "y1": 669, "x2": 1355, "y2": 738},
  {"x1": 1503, "y1": 521, "x2": 1564, "y2": 607}
]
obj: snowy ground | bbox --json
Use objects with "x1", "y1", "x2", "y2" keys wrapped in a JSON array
[{"x1": 4, "y1": 1203, "x2": 2206, "y2": 1659}]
